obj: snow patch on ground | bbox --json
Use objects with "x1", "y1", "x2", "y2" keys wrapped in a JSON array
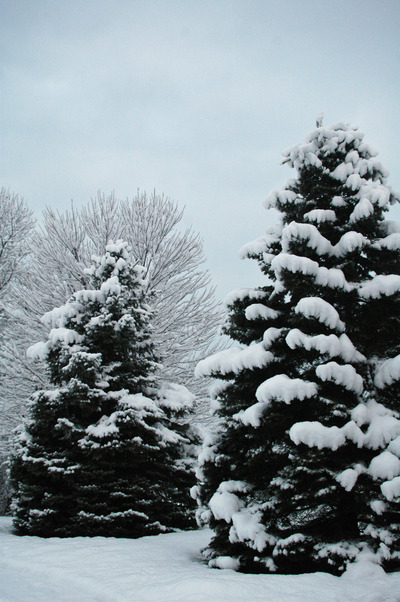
[{"x1": 1, "y1": 518, "x2": 400, "y2": 601}]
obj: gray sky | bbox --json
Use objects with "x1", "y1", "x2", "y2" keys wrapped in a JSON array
[{"x1": 2, "y1": 0, "x2": 400, "y2": 299}]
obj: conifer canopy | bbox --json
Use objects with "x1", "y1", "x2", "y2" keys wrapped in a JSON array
[
  {"x1": 194, "y1": 122, "x2": 400, "y2": 574},
  {"x1": 11, "y1": 241, "x2": 197, "y2": 537}
]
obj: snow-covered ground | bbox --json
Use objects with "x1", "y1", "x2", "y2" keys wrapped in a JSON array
[{"x1": 1, "y1": 517, "x2": 400, "y2": 602}]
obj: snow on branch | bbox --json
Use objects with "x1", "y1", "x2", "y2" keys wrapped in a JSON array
[
  {"x1": 230, "y1": 508, "x2": 273, "y2": 552},
  {"x1": 349, "y1": 198, "x2": 374, "y2": 223},
  {"x1": 289, "y1": 421, "x2": 346, "y2": 451},
  {"x1": 271, "y1": 253, "x2": 352, "y2": 291},
  {"x1": 381, "y1": 476, "x2": 400, "y2": 502},
  {"x1": 336, "y1": 466, "x2": 364, "y2": 492},
  {"x1": 256, "y1": 374, "x2": 317, "y2": 405},
  {"x1": 359, "y1": 275, "x2": 400, "y2": 299},
  {"x1": 316, "y1": 362, "x2": 363, "y2": 394},
  {"x1": 304, "y1": 209, "x2": 337, "y2": 223},
  {"x1": 368, "y1": 452, "x2": 400, "y2": 482},
  {"x1": 294, "y1": 298, "x2": 345, "y2": 332},
  {"x1": 374, "y1": 355, "x2": 400, "y2": 389},
  {"x1": 264, "y1": 189, "x2": 297, "y2": 210},
  {"x1": 195, "y1": 344, "x2": 274, "y2": 377},
  {"x1": 373, "y1": 233, "x2": 400, "y2": 252},
  {"x1": 234, "y1": 375, "x2": 317, "y2": 428},
  {"x1": 281, "y1": 222, "x2": 368, "y2": 259},
  {"x1": 223, "y1": 288, "x2": 267, "y2": 308},
  {"x1": 286, "y1": 329, "x2": 365, "y2": 363},
  {"x1": 209, "y1": 480, "x2": 250, "y2": 523},
  {"x1": 245, "y1": 304, "x2": 280, "y2": 321},
  {"x1": 351, "y1": 400, "x2": 400, "y2": 449}
]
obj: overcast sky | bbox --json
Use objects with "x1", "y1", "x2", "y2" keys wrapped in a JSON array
[{"x1": 2, "y1": 0, "x2": 399, "y2": 300}]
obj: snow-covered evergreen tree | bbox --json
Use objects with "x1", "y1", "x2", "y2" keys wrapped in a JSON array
[
  {"x1": 10, "y1": 241, "x2": 197, "y2": 536},
  {"x1": 193, "y1": 122, "x2": 400, "y2": 574}
]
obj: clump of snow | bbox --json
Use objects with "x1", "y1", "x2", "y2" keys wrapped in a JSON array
[
  {"x1": 381, "y1": 476, "x2": 400, "y2": 502},
  {"x1": 315, "y1": 266, "x2": 352, "y2": 290},
  {"x1": 373, "y1": 233, "x2": 400, "y2": 251},
  {"x1": 271, "y1": 253, "x2": 352, "y2": 291},
  {"x1": 359, "y1": 182, "x2": 391, "y2": 208},
  {"x1": 229, "y1": 509, "x2": 273, "y2": 552},
  {"x1": 331, "y1": 195, "x2": 347, "y2": 207},
  {"x1": 295, "y1": 298, "x2": 345, "y2": 332},
  {"x1": 359, "y1": 275, "x2": 400, "y2": 300},
  {"x1": 26, "y1": 341, "x2": 51, "y2": 361},
  {"x1": 209, "y1": 379, "x2": 233, "y2": 400},
  {"x1": 240, "y1": 225, "x2": 283, "y2": 260},
  {"x1": 351, "y1": 400, "x2": 400, "y2": 449},
  {"x1": 239, "y1": 237, "x2": 268, "y2": 259},
  {"x1": 365, "y1": 414, "x2": 400, "y2": 450},
  {"x1": 208, "y1": 556, "x2": 241, "y2": 570},
  {"x1": 281, "y1": 223, "x2": 332, "y2": 256},
  {"x1": 304, "y1": 209, "x2": 337, "y2": 223},
  {"x1": 286, "y1": 329, "x2": 364, "y2": 363},
  {"x1": 341, "y1": 421, "x2": 365, "y2": 447},
  {"x1": 342, "y1": 546, "x2": 387, "y2": 582},
  {"x1": 388, "y1": 436, "x2": 400, "y2": 458},
  {"x1": 331, "y1": 163, "x2": 353, "y2": 182},
  {"x1": 263, "y1": 327, "x2": 283, "y2": 348},
  {"x1": 195, "y1": 344, "x2": 274, "y2": 378},
  {"x1": 105, "y1": 240, "x2": 130, "y2": 257},
  {"x1": 315, "y1": 540, "x2": 360, "y2": 567},
  {"x1": 273, "y1": 533, "x2": 307, "y2": 555},
  {"x1": 100, "y1": 276, "x2": 121, "y2": 297},
  {"x1": 48, "y1": 328, "x2": 83, "y2": 347},
  {"x1": 370, "y1": 500, "x2": 386, "y2": 515},
  {"x1": 41, "y1": 302, "x2": 81, "y2": 329},
  {"x1": 368, "y1": 452, "x2": 400, "y2": 481},
  {"x1": 346, "y1": 173, "x2": 362, "y2": 191},
  {"x1": 155, "y1": 382, "x2": 195, "y2": 412},
  {"x1": 264, "y1": 189, "x2": 297, "y2": 209},
  {"x1": 374, "y1": 355, "x2": 400, "y2": 388},
  {"x1": 235, "y1": 376, "x2": 317, "y2": 428},
  {"x1": 336, "y1": 468, "x2": 360, "y2": 492},
  {"x1": 316, "y1": 362, "x2": 363, "y2": 393},
  {"x1": 281, "y1": 224, "x2": 367, "y2": 260},
  {"x1": 85, "y1": 415, "x2": 119, "y2": 439},
  {"x1": 245, "y1": 304, "x2": 279, "y2": 321},
  {"x1": 335, "y1": 231, "x2": 367, "y2": 256},
  {"x1": 349, "y1": 198, "x2": 374, "y2": 222},
  {"x1": 290, "y1": 421, "x2": 346, "y2": 451},
  {"x1": 209, "y1": 481, "x2": 249, "y2": 523},
  {"x1": 256, "y1": 374, "x2": 317, "y2": 405},
  {"x1": 223, "y1": 288, "x2": 266, "y2": 308}
]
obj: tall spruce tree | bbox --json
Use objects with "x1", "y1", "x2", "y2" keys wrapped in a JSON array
[
  {"x1": 193, "y1": 122, "x2": 400, "y2": 574},
  {"x1": 11, "y1": 240, "x2": 197, "y2": 537}
]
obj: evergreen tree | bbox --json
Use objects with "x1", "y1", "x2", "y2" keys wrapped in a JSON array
[
  {"x1": 194, "y1": 122, "x2": 400, "y2": 574},
  {"x1": 11, "y1": 241, "x2": 197, "y2": 537}
]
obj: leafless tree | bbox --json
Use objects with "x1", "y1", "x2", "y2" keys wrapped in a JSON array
[
  {"x1": 0, "y1": 189, "x2": 35, "y2": 298},
  {"x1": 0, "y1": 189, "x2": 35, "y2": 510},
  {"x1": 0, "y1": 191, "x2": 222, "y2": 455}
]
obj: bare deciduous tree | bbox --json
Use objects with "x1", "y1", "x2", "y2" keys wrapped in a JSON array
[
  {"x1": 0, "y1": 188, "x2": 35, "y2": 298},
  {"x1": 0, "y1": 191, "x2": 221, "y2": 459},
  {"x1": 0, "y1": 189, "x2": 35, "y2": 511}
]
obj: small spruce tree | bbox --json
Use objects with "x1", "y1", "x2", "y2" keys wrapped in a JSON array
[
  {"x1": 194, "y1": 121, "x2": 400, "y2": 574},
  {"x1": 11, "y1": 240, "x2": 197, "y2": 537}
]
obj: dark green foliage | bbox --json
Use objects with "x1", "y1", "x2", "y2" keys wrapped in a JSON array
[
  {"x1": 10, "y1": 241, "x2": 197, "y2": 536},
  {"x1": 195, "y1": 122, "x2": 400, "y2": 574}
]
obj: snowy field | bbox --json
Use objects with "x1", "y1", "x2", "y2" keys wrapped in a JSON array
[{"x1": 1, "y1": 518, "x2": 400, "y2": 601}]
